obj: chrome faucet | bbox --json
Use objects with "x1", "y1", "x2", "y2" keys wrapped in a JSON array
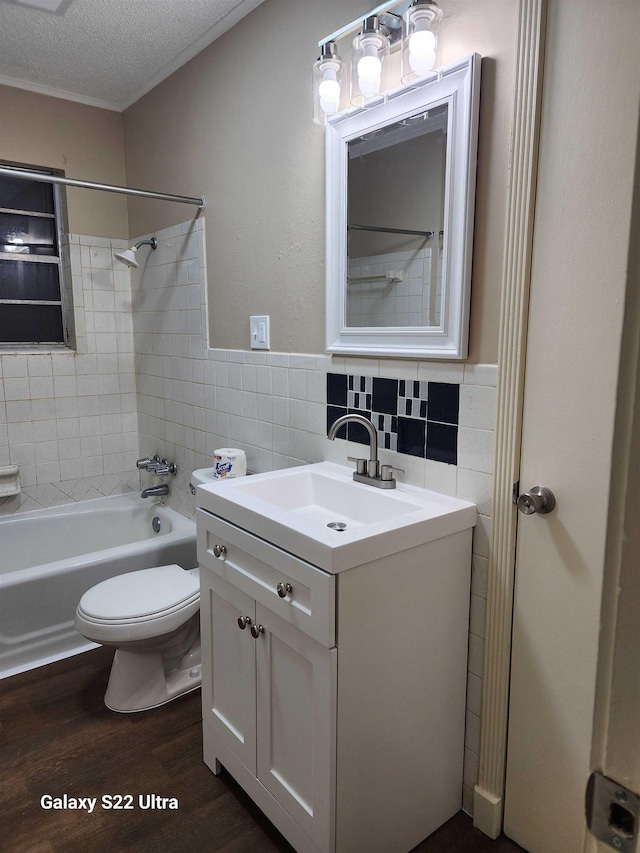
[
  {"x1": 137, "y1": 455, "x2": 177, "y2": 476},
  {"x1": 141, "y1": 484, "x2": 169, "y2": 499},
  {"x1": 328, "y1": 413, "x2": 398, "y2": 489}
]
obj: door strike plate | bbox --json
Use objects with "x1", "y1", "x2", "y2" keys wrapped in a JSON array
[{"x1": 586, "y1": 771, "x2": 640, "y2": 851}]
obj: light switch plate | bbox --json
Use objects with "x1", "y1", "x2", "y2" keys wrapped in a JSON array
[{"x1": 250, "y1": 315, "x2": 270, "y2": 350}]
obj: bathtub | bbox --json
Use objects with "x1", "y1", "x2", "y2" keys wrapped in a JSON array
[{"x1": 0, "y1": 493, "x2": 197, "y2": 679}]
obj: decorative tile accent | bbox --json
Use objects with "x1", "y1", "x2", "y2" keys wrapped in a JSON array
[
  {"x1": 327, "y1": 373, "x2": 348, "y2": 406},
  {"x1": 372, "y1": 377, "x2": 398, "y2": 415},
  {"x1": 397, "y1": 416, "x2": 426, "y2": 457},
  {"x1": 428, "y1": 381, "x2": 460, "y2": 425},
  {"x1": 327, "y1": 405, "x2": 347, "y2": 439},
  {"x1": 427, "y1": 422, "x2": 458, "y2": 464},
  {"x1": 399, "y1": 379, "x2": 428, "y2": 418},
  {"x1": 347, "y1": 409, "x2": 373, "y2": 444},
  {"x1": 347, "y1": 375, "x2": 373, "y2": 410},
  {"x1": 375, "y1": 413, "x2": 398, "y2": 451},
  {"x1": 326, "y1": 372, "x2": 460, "y2": 464}
]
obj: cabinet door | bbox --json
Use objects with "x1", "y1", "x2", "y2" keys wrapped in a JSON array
[
  {"x1": 255, "y1": 604, "x2": 337, "y2": 851},
  {"x1": 201, "y1": 570, "x2": 257, "y2": 774}
]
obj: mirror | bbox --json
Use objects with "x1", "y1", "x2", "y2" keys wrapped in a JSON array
[{"x1": 325, "y1": 54, "x2": 480, "y2": 358}]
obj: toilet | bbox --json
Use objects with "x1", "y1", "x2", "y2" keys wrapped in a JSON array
[{"x1": 74, "y1": 467, "x2": 217, "y2": 713}]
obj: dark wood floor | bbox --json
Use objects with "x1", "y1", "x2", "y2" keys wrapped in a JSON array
[{"x1": 0, "y1": 648, "x2": 526, "y2": 853}]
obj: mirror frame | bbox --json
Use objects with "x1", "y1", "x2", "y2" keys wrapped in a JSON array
[{"x1": 325, "y1": 53, "x2": 481, "y2": 359}]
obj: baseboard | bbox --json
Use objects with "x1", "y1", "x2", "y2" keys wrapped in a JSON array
[{"x1": 473, "y1": 785, "x2": 503, "y2": 839}]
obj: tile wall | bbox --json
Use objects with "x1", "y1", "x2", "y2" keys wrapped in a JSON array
[{"x1": 0, "y1": 235, "x2": 139, "y2": 514}]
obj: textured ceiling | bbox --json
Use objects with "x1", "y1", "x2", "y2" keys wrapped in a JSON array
[{"x1": 0, "y1": 0, "x2": 265, "y2": 111}]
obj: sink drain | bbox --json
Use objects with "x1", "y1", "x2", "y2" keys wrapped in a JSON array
[{"x1": 327, "y1": 521, "x2": 347, "y2": 531}]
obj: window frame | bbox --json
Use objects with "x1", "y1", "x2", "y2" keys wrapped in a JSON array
[{"x1": 0, "y1": 161, "x2": 71, "y2": 349}]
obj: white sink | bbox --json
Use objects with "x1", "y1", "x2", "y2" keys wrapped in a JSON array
[{"x1": 196, "y1": 462, "x2": 476, "y2": 573}]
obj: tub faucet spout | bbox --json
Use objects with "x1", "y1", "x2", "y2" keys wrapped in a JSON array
[{"x1": 141, "y1": 484, "x2": 169, "y2": 499}]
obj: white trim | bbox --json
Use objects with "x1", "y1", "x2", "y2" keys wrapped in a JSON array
[
  {"x1": 473, "y1": 0, "x2": 547, "y2": 838},
  {"x1": 0, "y1": 73, "x2": 121, "y2": 111},
  {"x1": 325, "y1": 54, "x2": 480, "y2": 360}
]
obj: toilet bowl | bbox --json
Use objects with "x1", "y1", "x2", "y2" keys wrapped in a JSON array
[
  {"x1": 74, "y1": 467, "x2": 220, "y2": 713},
  {"x1": 75, "y1": 564, "x2": 201, "y2": 712}
]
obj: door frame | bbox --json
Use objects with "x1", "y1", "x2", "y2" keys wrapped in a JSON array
[
  {"x1": 587, "y1": 99, "x2": 640, "y2": 848},
  {"x1": 472, "y1": 0, "x2": 548, "y2": 837}
]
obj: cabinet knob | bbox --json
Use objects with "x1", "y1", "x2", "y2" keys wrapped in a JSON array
[
  {"x1": 250, "y1": 624, "x2": 265, "y2": 639},
  {"x1": 237, "y1": 616, "x2": 252, "y2": 630},
  {"x1": 276, "y1": 582, "x2": 293, "y2": 598},
  {"x1": 213, "y1": 544, "x2": 227, "y2": 559}
]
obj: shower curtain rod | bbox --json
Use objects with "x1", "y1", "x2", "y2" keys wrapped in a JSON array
[
  {"x1": 348, "y1": 224, "x2": 434, "y2": 239},
  {"x1": 0, "y1": 166, "x2": 207, "y2": 210}
]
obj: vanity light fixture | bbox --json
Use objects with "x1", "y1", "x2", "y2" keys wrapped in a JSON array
[
  {"x1": 350, "y1": 16, "x2": 390, "y2": 107},
  {"x1": 314, "y1": 1, "x2": 445, "y2": 123},
  {"x1": 312, "y1": 42, "x2": 344, "y2": 125},
  {"x1": 401, "y1": 0, "x2": 443, "y2": 84}
]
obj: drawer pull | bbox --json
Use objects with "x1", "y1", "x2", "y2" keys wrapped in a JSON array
[
  {"x1": 276, "y1": 582, "x2": 293, "y2": 598},
  {"x1": 213, "y1": 544, "x2": 227, "y2": 559},
  {"x1": 237, "y1": 616, "x2": 252, "y2": 630},
  {"x1": 250, "y1": 624, "x2": 265, "y2": 639}
]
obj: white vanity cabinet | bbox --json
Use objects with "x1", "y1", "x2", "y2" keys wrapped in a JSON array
[{"x1": 197, "y1": 507, "x2": 473, "y2": 853}]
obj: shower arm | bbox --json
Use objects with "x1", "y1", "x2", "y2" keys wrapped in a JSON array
[
  {"x1": 0, "y1": 166, "x2": 207, "y2": 210},
  {"x1": 134, "y1": 238, "x2": 157, "y2": 250}
]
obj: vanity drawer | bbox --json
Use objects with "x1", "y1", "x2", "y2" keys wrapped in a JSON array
[{"x1": 197, "y1": 510, "x2": 335, "y2": 648}]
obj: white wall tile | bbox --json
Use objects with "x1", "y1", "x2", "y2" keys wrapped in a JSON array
[
  {"x1": 464, "y1": 363, "x2": 497, "y2": 386},
  {"x1": 459, "y1": 384, "x2": 497, "y2": 431},
  {"x1": 457, "y1": 427, "x2": 495, "y2": 474},
  {"x1": 457, "y1": 468, "x2": 493, "y2": 517}
]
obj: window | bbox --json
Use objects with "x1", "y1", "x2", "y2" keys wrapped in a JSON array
[{"x1": 0, "y1": 163, "x2": 69, "y2": 346}]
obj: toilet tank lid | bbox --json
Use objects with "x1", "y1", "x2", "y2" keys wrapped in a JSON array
[
  {"x1": 191, "y1": 467, "x2": 217, "y2": 487},
  {"x1": 78, "y1": 564, "x2": 199, "y2": 621}
]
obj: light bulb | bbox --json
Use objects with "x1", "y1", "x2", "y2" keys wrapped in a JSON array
[
  {"x1": 351, "y1": 19, "x2": 389, "y2": 106},
  {"x1": 402, "y1": 4, "x2": 442, "y2": 84},
  {"x1": 409, "y1": 27, "x2": 436, "y2": 75},
  {"x1": 357, "y1": 51, "x2": 382, "y2": 96},
  {"x1": 313, "y1": 42, "x2": 343, "y2": 125},
  {"x1": 318, "y1": 77, "x2": 340, "y2": 114},
  {"x1": 410, "y1": 28, "x2": 436, "y2": 57},
  {"x1": 358, "y1": 54, "x2": 382, "y2": 82}
]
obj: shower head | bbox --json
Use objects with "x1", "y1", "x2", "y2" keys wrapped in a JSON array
[{"x1": 114, "y1": 237, "x2": 157, "y2": 269}]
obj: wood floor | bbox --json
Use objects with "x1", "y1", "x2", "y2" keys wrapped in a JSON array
[{"x1": 0, "y1": 648, "x2": 526, "y2": 853}]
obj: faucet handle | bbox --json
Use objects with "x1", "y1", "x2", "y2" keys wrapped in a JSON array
[
  {"x1": 347, "y1": 456, "x2": 368, "y2": 475},
  {"x1": 380, "y1": 464, "x2": 404, "y2": 481},
  {"x1": 137, "y1": 457, "x2": 152, "y2": 470}
]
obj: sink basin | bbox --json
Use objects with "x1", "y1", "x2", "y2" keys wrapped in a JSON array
[
  {"x1": 196, "y1": 462, "x2": 476, "y2": 573},
  {"x1": 230, "y1": 467, "x2": 423, "y2": 527}
]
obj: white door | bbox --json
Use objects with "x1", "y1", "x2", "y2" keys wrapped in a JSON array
[
  {"x1": 201, "y1": 571, "x2": 257, "y2": 774},
  {"x1": 255, "y1": 604, "x2": 336, "y2": 852},
  {"x1": 502, "y1": 3, "x2": 640, "y2": 852}
]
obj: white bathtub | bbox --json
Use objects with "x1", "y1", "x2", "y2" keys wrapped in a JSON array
[{"x1": 0, "y1": 493, "x2": 197, "y2": 679}]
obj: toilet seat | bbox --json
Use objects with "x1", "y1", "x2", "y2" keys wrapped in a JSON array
[{"x1": 76, "y1": 564, "x2": 200, "y2": 644}]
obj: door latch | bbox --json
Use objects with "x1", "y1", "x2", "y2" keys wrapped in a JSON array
[{"x1": 586, "y1": 772, "x2": 640, "y2": 851}]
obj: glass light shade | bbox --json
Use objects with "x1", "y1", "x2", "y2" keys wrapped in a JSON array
[
  {"x1": 401, "y1": 2, "x2": 443, "y2": 86},
  {"x1": 313, "y1": 42, "x2": 344, "y2": 126},
  {"x1": 350, "y1": 17, "x2": 390, "y2": 108}
]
